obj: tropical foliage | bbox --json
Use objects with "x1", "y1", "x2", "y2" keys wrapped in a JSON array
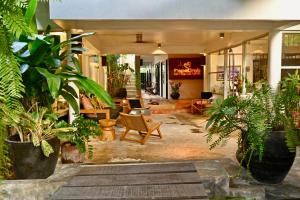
[
  {"x1": 0, "y1": 0, "x2": 35, "y2": 180},
  {"x1": 57, "y1": 115, "x2": 101, "y2": 159},
  {"x1": 106, "y1": 55, "x2": 134, "y2": 96},
  {"x1": 1, "y1": 104, "x2": 75, "y2": 157},
  {"x1": 206, "y1": 72, "x2": 300, "y2": 168},
  {"x1": 13, "y1": 33, "x2": 114, "y2": 113},
  {"x1": 0, "y1": 0, "x2": 114, "y2": 179}
]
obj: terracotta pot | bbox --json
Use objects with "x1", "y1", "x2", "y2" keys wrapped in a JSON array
[{"x1": 61, "y1": 142, "x2": 85, "y2": 164}]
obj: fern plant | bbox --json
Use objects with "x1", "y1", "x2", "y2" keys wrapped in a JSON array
[
  {"x1": 0, "y1": 0, "x2": 36, "y2": 180},
  {"x1": 206, "y1": 72, "x2": 300, "y2": 169},
  {"x1": 57, "y1": 115, "x2": 101, "y2": 159},
  {"x1": 206, "y1": 85, "x2": 271, "y2": 164}
]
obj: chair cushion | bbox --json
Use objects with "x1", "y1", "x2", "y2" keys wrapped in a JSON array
[{"x1": 80, "y1": 94, "x2": 97, "y2": 118}]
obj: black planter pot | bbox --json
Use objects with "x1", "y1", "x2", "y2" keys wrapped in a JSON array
[
  {"x1": 171, "y1": 92, "x2": 180, "y2": 100},
  {"x1": 238, "y1": 131, "x2": 296, "y2": 184},
  {"x1": 6, "y1": 135, "x2": 60, "y2": 179},
  {"x1": 114, "y1": 88, "x2": 127, "y2": 99}
]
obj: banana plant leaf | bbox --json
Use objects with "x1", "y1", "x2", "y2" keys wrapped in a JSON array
[{"x1": 13, "y1": 32, "x2": 113, "y2": 112}]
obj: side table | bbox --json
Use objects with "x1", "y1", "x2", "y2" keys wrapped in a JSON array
[{"x1": 99, "y1": 119, "x2": 117, "y2": 141}]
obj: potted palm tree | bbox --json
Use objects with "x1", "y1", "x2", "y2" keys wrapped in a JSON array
[{"x1": 206, "y1": 72, "x2": 300, "y2": 184}]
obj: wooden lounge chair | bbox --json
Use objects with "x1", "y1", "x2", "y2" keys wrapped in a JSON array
[
  {"x1": 119, "y1": 113, "x2": 162, "y2": 144},
  {"x1": 127, "y1": 98, "x2": 151, "y2": 114}
]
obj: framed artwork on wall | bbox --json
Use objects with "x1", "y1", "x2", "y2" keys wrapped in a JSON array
[{"x1": 217, "y1": 66, "x2": 241, "y2": 81}]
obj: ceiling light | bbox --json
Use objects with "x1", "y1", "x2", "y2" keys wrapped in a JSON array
[
  {"x1": 152, "y1": 43, "x2": 166, "y2": 55},
  {"x1": 219, "y1": 33, "x2": 225, "y2": 39}
]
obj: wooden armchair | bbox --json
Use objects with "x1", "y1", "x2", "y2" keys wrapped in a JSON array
[
  {"x1": 120, "y1": 113, "x2": 162, "y2": 145},
  {"x1": 191, "y1": 92, "x2": 213, "y2": 114}
]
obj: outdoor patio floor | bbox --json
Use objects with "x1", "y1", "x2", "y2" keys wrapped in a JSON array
[{"x1": 88, "y1": 113, "x2": 239, "y2": 164}]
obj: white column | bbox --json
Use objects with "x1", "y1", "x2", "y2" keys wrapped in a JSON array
[
  {"x1": 224, "y1": 49, "x2": 229, "y2": 99},
  {"x1": 268, "y1": 30, "x2": 282, "y2": 89},
  {"x1": 242, "y1": 42, "x2": 247, "y2": 95},
  {"x1": 204, "y1": 54, "x2": 211, "y2": 91}
]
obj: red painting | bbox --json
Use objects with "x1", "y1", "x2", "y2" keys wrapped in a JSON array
[{"x1": 169, "y1": 57, "x2": 205, "y2": 80}]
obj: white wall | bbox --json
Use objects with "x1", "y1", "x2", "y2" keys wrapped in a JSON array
[{"x1": 50, "y1": 0, "x2": 300, "y2": 20}]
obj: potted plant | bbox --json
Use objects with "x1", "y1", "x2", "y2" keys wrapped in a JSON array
[
  {"x1": 206, "y1": 72, "x2": 300, "y2": 184},
  {"x1": 106, "y1": 55, "x2": 134, "y2": 98},
  {"x1": 3, "y1": 104, "x2": 75, "y2": 179},
  {"x1": 57, "y1": 115, "x2": 101, "y2": 163},
  {"x1": 170, "y1": 81, "x2": 182, "y2": 100}
]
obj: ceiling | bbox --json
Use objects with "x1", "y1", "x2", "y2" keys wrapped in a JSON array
[
  {"x1": 83, "y1": 30, "x2": 267, "y2": 55},
  {"x1": 52, "y1": 19, "x2": 299, "y2": 55}
]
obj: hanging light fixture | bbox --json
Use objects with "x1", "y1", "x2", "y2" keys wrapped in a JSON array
[{"x1": 152, "y1": 43, "x2": 167, "y2": 55}]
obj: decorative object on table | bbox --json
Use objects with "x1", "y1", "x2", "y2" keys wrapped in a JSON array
[
  {"x1": 206, "y1": 72, "x2": 300, "y2": 184},
  {"x1": 57, "y1": 115, "x2": 101, "y2": 163},
  {"x1": 4, "y1": 105, "x2": 75, "y2": 179},
  {"x1": 120, "y1": 113, "x2": 162, "y2": 145},
  {"x1": 170, "y1": 81, "x2": 182, "y2": 100}
]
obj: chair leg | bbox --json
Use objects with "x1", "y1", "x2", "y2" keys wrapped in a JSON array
[
  {"x1": 141, "y1": 131, "x2": 152, "y2": 145},
  {"x1": 120, "y1": 129, "x2": 130, "y2": 141},
  {"x1": 157, "y1": 127, "x2": 162, "y2": 138}
]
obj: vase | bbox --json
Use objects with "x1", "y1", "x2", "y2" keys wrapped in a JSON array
[
  {"x1": 171, "y1": 92, "x2": 180, "y2": 100},
  {"x1": 237, "y1": 130, "x2": 296, "y2": 184}
]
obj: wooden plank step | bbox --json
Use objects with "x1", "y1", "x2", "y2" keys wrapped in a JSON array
[
  {"x1": 67, "y1": 172, "x2": 202, "y2": 187},
  {"x1": 52, "y1": 184, "x2": 208, "y2": 200},
  {"x1": 78, "y1": 162, "x2": 196, "y2": 175}
]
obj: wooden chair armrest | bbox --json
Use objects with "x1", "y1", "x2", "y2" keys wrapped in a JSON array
[{"x1": 192, "y1": 99, "x2": 203, "y2": 104}]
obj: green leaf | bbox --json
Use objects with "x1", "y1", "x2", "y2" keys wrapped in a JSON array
[
  {"x1": 77, "y1": 78, "x2": 114, "y2": 108},
  {"x1": 12, "y1": 42, "x2": 27, "y2": 53},
  {"x1": 52, "y1": 32, "x2": 95, "y2": 52},
  {"x1": 41, "y1": 140, "x2": 54, "y2": 157},
  {"x1": 20, "y1": 63, "x2": 29, "y2": 73},
  {"x1": 61, "y1": 90, "x2": 79, "y2": 114},
  {"x1": 36, "y1": 67, "x2": 61, "y2": 98},
  {"x1": 25, "y1": 0, "x2": 38, "y2": 32},
  {"x1": 72, "y1": 56, "x2": 81, "y2": 72},
  {"x1": 63, "y1": 84, "x2": 78, "y2": 98}
]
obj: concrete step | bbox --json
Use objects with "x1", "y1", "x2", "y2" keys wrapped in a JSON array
[
  {"x1": 126, "y1": 86, "x2": 136, "y2": 90},
  {"x1": 229, "y1": 178, "x2": 265, "y2": 200}
]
